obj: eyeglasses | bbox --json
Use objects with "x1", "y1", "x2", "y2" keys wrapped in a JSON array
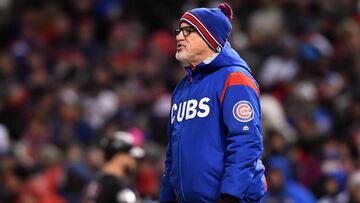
[{"x1": 174, "y1": 26, "x2": 197, "y2": 37}]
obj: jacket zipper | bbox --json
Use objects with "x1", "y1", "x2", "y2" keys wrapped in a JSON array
[
  {"x1": 185, "y1": 67, "x2": 193, "y2": 84},
  {"x1": 178, "y1": 67, "x2": 194, "y2": 202}
]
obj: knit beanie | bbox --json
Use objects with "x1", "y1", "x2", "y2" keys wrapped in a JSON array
[{"x1": 180, "y1": 3, "x2": 233, "y2": 52}]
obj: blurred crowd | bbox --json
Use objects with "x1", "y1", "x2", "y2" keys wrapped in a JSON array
[{"x1": 0, "y1": 0, "x2": 359, "y2": 202}]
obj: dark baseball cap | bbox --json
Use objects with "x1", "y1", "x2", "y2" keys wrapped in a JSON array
[{"x1": 100, "y1": 131, "x2": 145, "y2": 161}]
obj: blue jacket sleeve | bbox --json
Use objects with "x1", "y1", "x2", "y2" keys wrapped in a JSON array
[
  {"x1": 220, "y1": 72, "x2": 266, "y2": 202},
  {"x1": 159, "y1": 120, "x2": 176, "y2": 202}
]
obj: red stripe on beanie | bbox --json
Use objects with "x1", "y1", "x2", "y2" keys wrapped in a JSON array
[
  {"x1": 181, "y1": 17, "x2": 215, "y2": 50},
  {"x1": 189, "y1": 12, "x2": 223, "y2": 46},
  {"x1": 181, "y1": 12, "x2": 222, "y2": 52}
]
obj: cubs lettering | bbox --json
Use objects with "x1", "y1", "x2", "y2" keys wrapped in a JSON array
[{"x1": 171, "y1": 97, "x2": 210, "y2": 124}]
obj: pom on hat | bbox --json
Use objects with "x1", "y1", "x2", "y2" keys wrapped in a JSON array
[{"x1": 218, "y1": 3, "x2": 233, "y2": 21}]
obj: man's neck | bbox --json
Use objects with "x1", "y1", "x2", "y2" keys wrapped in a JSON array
[
  {"x1": 103, "y1": 160, "x2": 125, "y2": 177},
  {"x1": 188, "y1": 49, "x2": 216, "y2": 67},
  {"x1": 203, "y1": 53, "x2": 219, "y2": 64}
]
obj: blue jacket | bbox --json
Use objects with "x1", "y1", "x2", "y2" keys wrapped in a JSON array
[{"x1": 160, "y1": 43, "x2": 266, "y2": 203}]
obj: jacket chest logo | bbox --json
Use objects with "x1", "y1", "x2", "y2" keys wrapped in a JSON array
[{"x1": 171, "y1": 97, "x2": 210, "y2": 124}]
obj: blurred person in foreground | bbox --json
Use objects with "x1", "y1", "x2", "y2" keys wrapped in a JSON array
[
  {"x1": 261, "y1": 156, "x2": 316, "y2": 203},
  {"x1": 82, "y1": 131, "x2": 144, "y2": 203},
  {"x1": 347, "y1": 171, "x2": 360, "y2": 203},
  {"x1": 160, "y1": 3, "x2": 266, "y2": 203}
]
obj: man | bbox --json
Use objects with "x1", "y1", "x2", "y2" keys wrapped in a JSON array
[
  {"x1": 160, "y1": 3, "x2": 267, "y2": 203},
  {"x1": 263, "y1": 156, "x2": 316, "y2": 203},
  {"x1": 82, "y1": 131, "x2": 144, "y2": 203}
]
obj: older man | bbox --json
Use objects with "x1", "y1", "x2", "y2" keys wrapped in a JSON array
[{"x1": 160, "y1": 3, "x2": 267, "y2": 203}]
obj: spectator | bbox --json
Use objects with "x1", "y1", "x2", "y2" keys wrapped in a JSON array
[
  {"x1": 0, "y1": 0, "x2": 359, "y2": 202},
  {"x1": 82, "y1": 131, "x2": 144, "y2": 203},
  {"x1": 262, "y1": 156, "x2": 317, "y2": 203}
]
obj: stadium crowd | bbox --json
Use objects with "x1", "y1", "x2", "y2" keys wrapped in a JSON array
[{"x1": 0, "y1": 0, "x2": 359, "y2": 202}]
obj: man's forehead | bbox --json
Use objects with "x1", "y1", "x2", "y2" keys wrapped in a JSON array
[{"x1": 180, "y1": 22, "x2": 191, "y2": 28}]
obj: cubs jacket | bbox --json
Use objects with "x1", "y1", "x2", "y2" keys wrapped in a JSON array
[{"x1": 160, "y1": 42, "x2": 266, "y2": 203}]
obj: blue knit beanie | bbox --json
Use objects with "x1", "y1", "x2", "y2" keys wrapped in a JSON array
[{"x1": 180, "y1": 3, "x2": 233, "y2": 52}]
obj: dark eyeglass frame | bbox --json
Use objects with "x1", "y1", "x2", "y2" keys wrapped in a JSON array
[{"x1": 174, "y1": 26, "x2": 197, "y2": 37}]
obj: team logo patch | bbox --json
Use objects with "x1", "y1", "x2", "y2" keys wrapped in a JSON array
[{"x1": 232, "y1": 100, "x2": 254, "y2": 122}]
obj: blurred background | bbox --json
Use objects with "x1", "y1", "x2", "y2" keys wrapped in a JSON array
[{"x1": 0, "y1": 0, "x2": 359, "y2": 202}]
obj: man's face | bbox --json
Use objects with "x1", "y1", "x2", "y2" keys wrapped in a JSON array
[
  {"x1": 175, "y1": 22, "x2": 210, "y2": 64},
  {"x1": 268, "y1": 169, "x2": 284, "y2": 194}
]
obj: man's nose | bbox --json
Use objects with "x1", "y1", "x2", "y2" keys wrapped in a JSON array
[{"x1": 176, "y1": 31, "x2": 185, "y2": 41}]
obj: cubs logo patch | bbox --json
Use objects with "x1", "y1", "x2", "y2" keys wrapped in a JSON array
[{"x1": 232, "y1": 100, "x2": 254, "y2": 122}]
